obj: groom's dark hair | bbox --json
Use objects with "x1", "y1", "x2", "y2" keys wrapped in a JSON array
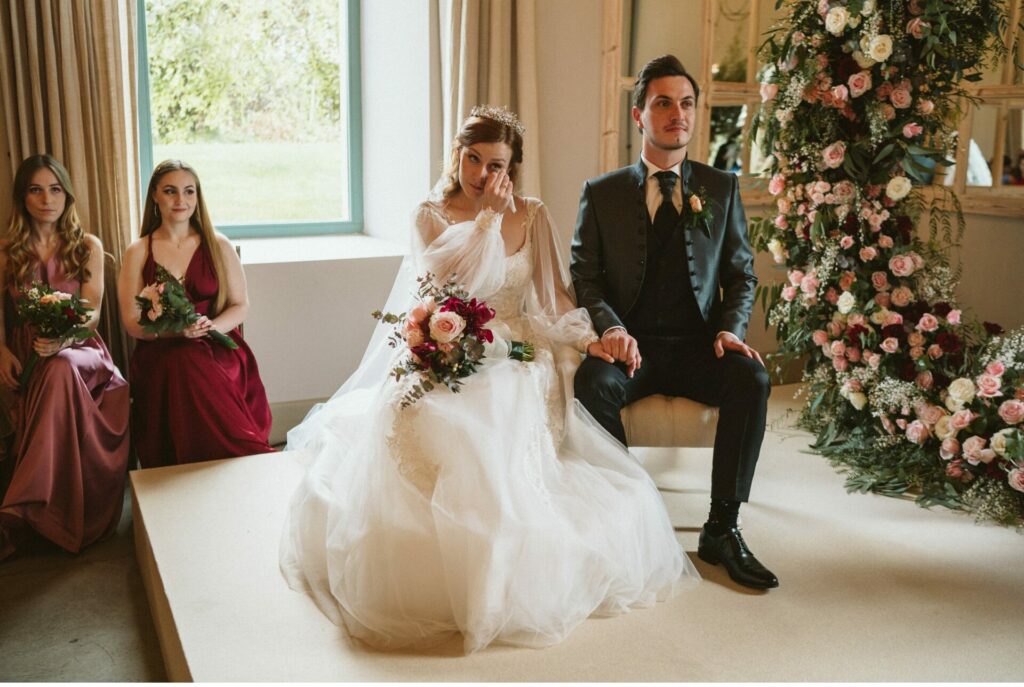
[{"x1": 633, "y1": 54, "x2": 700, "y2": 109}]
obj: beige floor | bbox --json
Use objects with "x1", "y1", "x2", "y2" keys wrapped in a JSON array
[{"x1": 2, "y1": 384, "x2": 1023, "y2": 681}]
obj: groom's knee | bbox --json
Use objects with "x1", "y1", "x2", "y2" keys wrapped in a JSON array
[{"x1": 574, "y1": 357, "x2": 627, "y2": 409}]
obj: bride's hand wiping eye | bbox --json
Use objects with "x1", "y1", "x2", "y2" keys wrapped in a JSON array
[{"x1": 481, "y1": 171, "x2": 515, "y2": 215}]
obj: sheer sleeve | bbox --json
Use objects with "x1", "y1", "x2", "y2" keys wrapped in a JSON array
[
  {"x1": 526, "y1": 201, "x2": 600, "y2": 353},
  {"x1": 412, "y1": 201, "x2": 507, "y2": 299}
]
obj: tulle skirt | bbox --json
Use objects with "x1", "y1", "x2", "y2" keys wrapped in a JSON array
[{"x1": 280, "y1": 330, "x2": 698, "y2": 653}]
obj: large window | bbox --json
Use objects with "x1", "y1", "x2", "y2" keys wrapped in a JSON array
[{"x1": 137, "y1": 0, "x2": 362, "y2": 237}]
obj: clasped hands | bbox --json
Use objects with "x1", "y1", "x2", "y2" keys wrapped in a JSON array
[{"x1": 587, "y1": 329, "x2": 764, "y2": 377}]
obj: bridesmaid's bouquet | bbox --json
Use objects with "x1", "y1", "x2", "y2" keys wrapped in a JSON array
[
  {"x1": 373, "y1": 272, "x2": 534, "y2": 408},
  {"x1": 14, "y1": 283, "x2": 96, "y2": 387},
  {"x1": 135, "y1": 264, "x2": 238, "y2": 350}
]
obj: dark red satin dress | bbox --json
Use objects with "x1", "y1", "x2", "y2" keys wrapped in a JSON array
[
  {"x1": 130, "y1": 235, "x2": 273, "y2": 468},
  {"x1": 0, "y1": 253, "x2": 130, "y2": 560}
]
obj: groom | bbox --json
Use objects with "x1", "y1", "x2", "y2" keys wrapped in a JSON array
[{"x1": 570, "y1": 54, "x2": 777, "y2": 590}]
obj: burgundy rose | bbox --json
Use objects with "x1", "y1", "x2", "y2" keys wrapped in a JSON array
[
  {"x1": 983, "y1": 321, "x2": 1005, "y2": 336},
  {"x1": 835, "y1": 54, "x2": 859, "y2": 83},
  {"x1": 936, "y1": 331, "x2": 962, "y2": 353},
  {"x1": 899, "y1": 361, "x2": 917, "y2": 381},
  {"x1": 881, "y1": 323, "x2": 907, "y2": 342},
  {"x1": 845, "y1": 324, "x2": 869, "y2": 346},
  {"x1": 932, "y1": 301, "x2": 952, "y2": 318}
]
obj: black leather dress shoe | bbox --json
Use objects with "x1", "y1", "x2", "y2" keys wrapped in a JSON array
[{"x1": 697, "y1": 526, "x2": 779, "y2": 590}]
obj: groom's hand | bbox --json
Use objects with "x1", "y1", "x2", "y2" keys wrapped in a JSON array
[
  {"x1": 714, "y1": 331, "x2": 764, "y2": 367},
  {"x1": 601, "y1": 328, "x2": 642, "y2": 378}
]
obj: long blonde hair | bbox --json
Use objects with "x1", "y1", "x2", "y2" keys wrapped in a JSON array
[
  {"x1": 4, "y1": 154, "x2": 91, "y2": 288},
  {"x1": 141, "y1": 160, "x2": 228, "y2": 315}
]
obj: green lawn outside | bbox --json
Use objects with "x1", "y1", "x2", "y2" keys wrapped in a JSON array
[{"x1": 152, "y1": 142, "x2": 349, "y2": 224}]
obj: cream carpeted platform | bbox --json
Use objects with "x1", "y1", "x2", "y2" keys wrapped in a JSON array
[{"x1": 130, "y1": 385, "x2": 1024, "y2": 682}]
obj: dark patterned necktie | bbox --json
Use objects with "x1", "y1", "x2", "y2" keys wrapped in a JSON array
[{"x1": 652, "y1": 170, "x2": 679, "y2": 245}]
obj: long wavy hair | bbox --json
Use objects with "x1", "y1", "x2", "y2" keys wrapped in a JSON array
[
  {"x1": 5, "y1": 154, "x2": 91, "y2": 289},
  {"x1": 141, "y1": 159, "x2": 228, "y2": 316},
  {"x1": 438, "y1": 108, "x2": 524, "y2": 201}
]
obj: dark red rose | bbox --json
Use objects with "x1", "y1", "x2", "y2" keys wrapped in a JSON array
[
  {"x1": 896, "y1": 215, "x2": 913, "y2": 244},
  {"x1": 899, "y1": 361, "x2": 917, "y2": 381},
  {"x1": 881, "y1": 323, "x2": 907, "y2": 342},
  {"x1": 984, "y1": 461, "x2": 1007, "y2": 479},
  {"x1": 901, "y1": 302, "x2": 927, "y2": 323},
  {"x1": 932, "y1": 371, "x2": 950, "y2": 390},
  {"x1": 845, "y1": 324, "x2": 869, "y2": 346},
  {"x1": 983, "y1": 321, "x2": 1004, "y2": 336},
  {"x1": 835, "y1": 54, "x2": 859, "y2": 83},
  {"x1": 843, "y1": 214, "x2": 859, "y2": 235},
  {"x1": 931, "y1": 302, "x2": 952, "y2": 318},
  {"x1": 936, "y1": 331, "x2": 962, "y2": 353}
]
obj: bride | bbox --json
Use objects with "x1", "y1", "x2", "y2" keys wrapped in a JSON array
[{"x1": 280, "y1": 105, "x2": 698, "y2": 653}]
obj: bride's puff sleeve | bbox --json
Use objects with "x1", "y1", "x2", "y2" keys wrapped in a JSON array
[
  {"x1": 527, "y1": 201, "x2": 600, "y2": 353},
  {"x1": 412, "y1": 202, "x2": 507, "y2": 298}
]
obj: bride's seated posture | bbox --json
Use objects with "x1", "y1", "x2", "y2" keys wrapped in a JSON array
[{"x1": 280, "y1": 106, "x2": 698, "y2": 653}]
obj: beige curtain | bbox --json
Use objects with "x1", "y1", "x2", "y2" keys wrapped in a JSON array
[
  {"x1": 0, "y1": 0, "x2": 139, "y2": 373},
  {"x1": 439, "y1": 0, "x2": 542, "y2": 198}
]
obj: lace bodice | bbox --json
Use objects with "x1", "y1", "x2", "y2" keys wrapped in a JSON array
[{"x1": 486, "y1": 203, "x2": 537, "y2": 324}]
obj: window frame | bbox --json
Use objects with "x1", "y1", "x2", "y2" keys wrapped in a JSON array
[{"x1": 135, "y1": 0, "x2": 364, "y2": 238}]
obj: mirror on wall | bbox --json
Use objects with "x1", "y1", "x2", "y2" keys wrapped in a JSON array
[{"x1": 604, "y1": 0, "x2": 1024, "y2": 214}]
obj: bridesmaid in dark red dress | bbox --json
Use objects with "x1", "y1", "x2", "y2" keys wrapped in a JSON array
[
  {"x1": 0, "y1": 155, "x2": 130, "y2": 561},
  {"x1": 117, "y1": 159, "x2": 273, "y2": 468}
]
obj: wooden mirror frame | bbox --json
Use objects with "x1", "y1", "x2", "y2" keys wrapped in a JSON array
[{"x1": 600, "y1": 0, "x2": 1024, "y2": 217}]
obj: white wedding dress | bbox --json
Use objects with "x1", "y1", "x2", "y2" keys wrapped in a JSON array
[{"x1": 280, "y1": 197, "x2": 698, "y2": 653}]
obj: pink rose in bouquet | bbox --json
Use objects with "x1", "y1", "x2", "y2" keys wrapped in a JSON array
[{"x1": 373, "y1": 272, "x2": 534, "y2": 408}]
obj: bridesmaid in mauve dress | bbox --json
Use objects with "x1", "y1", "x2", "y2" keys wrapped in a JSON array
[
  {"x1": 0, "y1": 155, "x2": 130, "y2": 561},
  {"x1": 117, "y1": 159, "x2": 273, "y2": 468}
]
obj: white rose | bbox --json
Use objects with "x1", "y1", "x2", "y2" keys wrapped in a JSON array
[
  {"x1": 837, "y1": 291, "x2": 857, "y2": 314},
  {"x1": 860, "y1": 0, "x2": 876, "y2": 14},
  {"x1": 825, "y1": 7, "x2": 850, "y2": 36},
  {"x1": 886, "y1": 176, "x2": 912, "y2": 200},
  {"x1": 428, "y1": 310, "x2": 467, "y2": 344},
  {"x1": 947, "y1": 377, "x2": 977, "y2": 408},
  {"x1": 848, "y1": 392, "x2": 868, "y2": 410},
  {"x1": 990, "y1": 428, "x2": 1018, "y2": 458},
  {"x1": 853, "y1": 50, "x2": 876, "y2": 69},
  {"x1": 934, "y1": 415, "x2": 957, "y2": 441},
  {"x1": 767, "y1": 238, "x2": 786, "y2": 263},
  {"x1": 868, "y1": 35, "x2": 893, "y2": 62}
]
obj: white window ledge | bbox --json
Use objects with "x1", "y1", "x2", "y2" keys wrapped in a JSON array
[{"x1": 234, "y1": 234, "x2": 407, "y2": 265}]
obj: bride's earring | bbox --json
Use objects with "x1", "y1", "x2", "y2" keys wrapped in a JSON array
[{"x1": 154, "y1": 204, "x2": 160, "y2": 218}]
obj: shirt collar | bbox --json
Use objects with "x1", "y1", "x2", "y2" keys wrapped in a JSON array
[{"x1": 640, "y1": 154, "x2": 688, "y2": 183}]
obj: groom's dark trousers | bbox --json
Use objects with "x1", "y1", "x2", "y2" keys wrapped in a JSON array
[{"x1": 571, "y1": 157, "x2": 769, "y2": 503}]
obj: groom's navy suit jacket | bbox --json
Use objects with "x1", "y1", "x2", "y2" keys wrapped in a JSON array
[{"x1": 570, "y1": 157, "x2": 757, "y2": 341}]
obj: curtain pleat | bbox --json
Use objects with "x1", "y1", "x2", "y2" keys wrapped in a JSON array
[
  {"x1": 439, "y1": 0, "x2": 541, "y2": 197},
  {"x1": 0, "y1": 0, "x2": 139, "y2": 373}
]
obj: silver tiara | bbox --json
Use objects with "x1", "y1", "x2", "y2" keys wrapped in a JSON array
[{"x1": 469, "y1": 105, "x2": 525, "y2": 135}]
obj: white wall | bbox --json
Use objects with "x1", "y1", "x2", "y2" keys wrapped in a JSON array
[
  {"x1": 240, "y1": 3, "x2": 1023, "y2": 441},
  {"x1": 534, "y1": 0, "x2": 603, "y2": 241}
]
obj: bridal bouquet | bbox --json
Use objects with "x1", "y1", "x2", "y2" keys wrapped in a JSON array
[
  {"x1": 135, "y1": 264, "x2": 238, "y2": 349},
  {"x1": 373, "y1": 273, "x2": 534, "y2": 408},
  {"x1": 14, "y1": 283, "x2": 96, "y2": 387}
]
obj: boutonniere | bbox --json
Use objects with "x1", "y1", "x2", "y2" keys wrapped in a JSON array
[{"x1": 683, "y1": 187, "x2": 714, "y2": 237}]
